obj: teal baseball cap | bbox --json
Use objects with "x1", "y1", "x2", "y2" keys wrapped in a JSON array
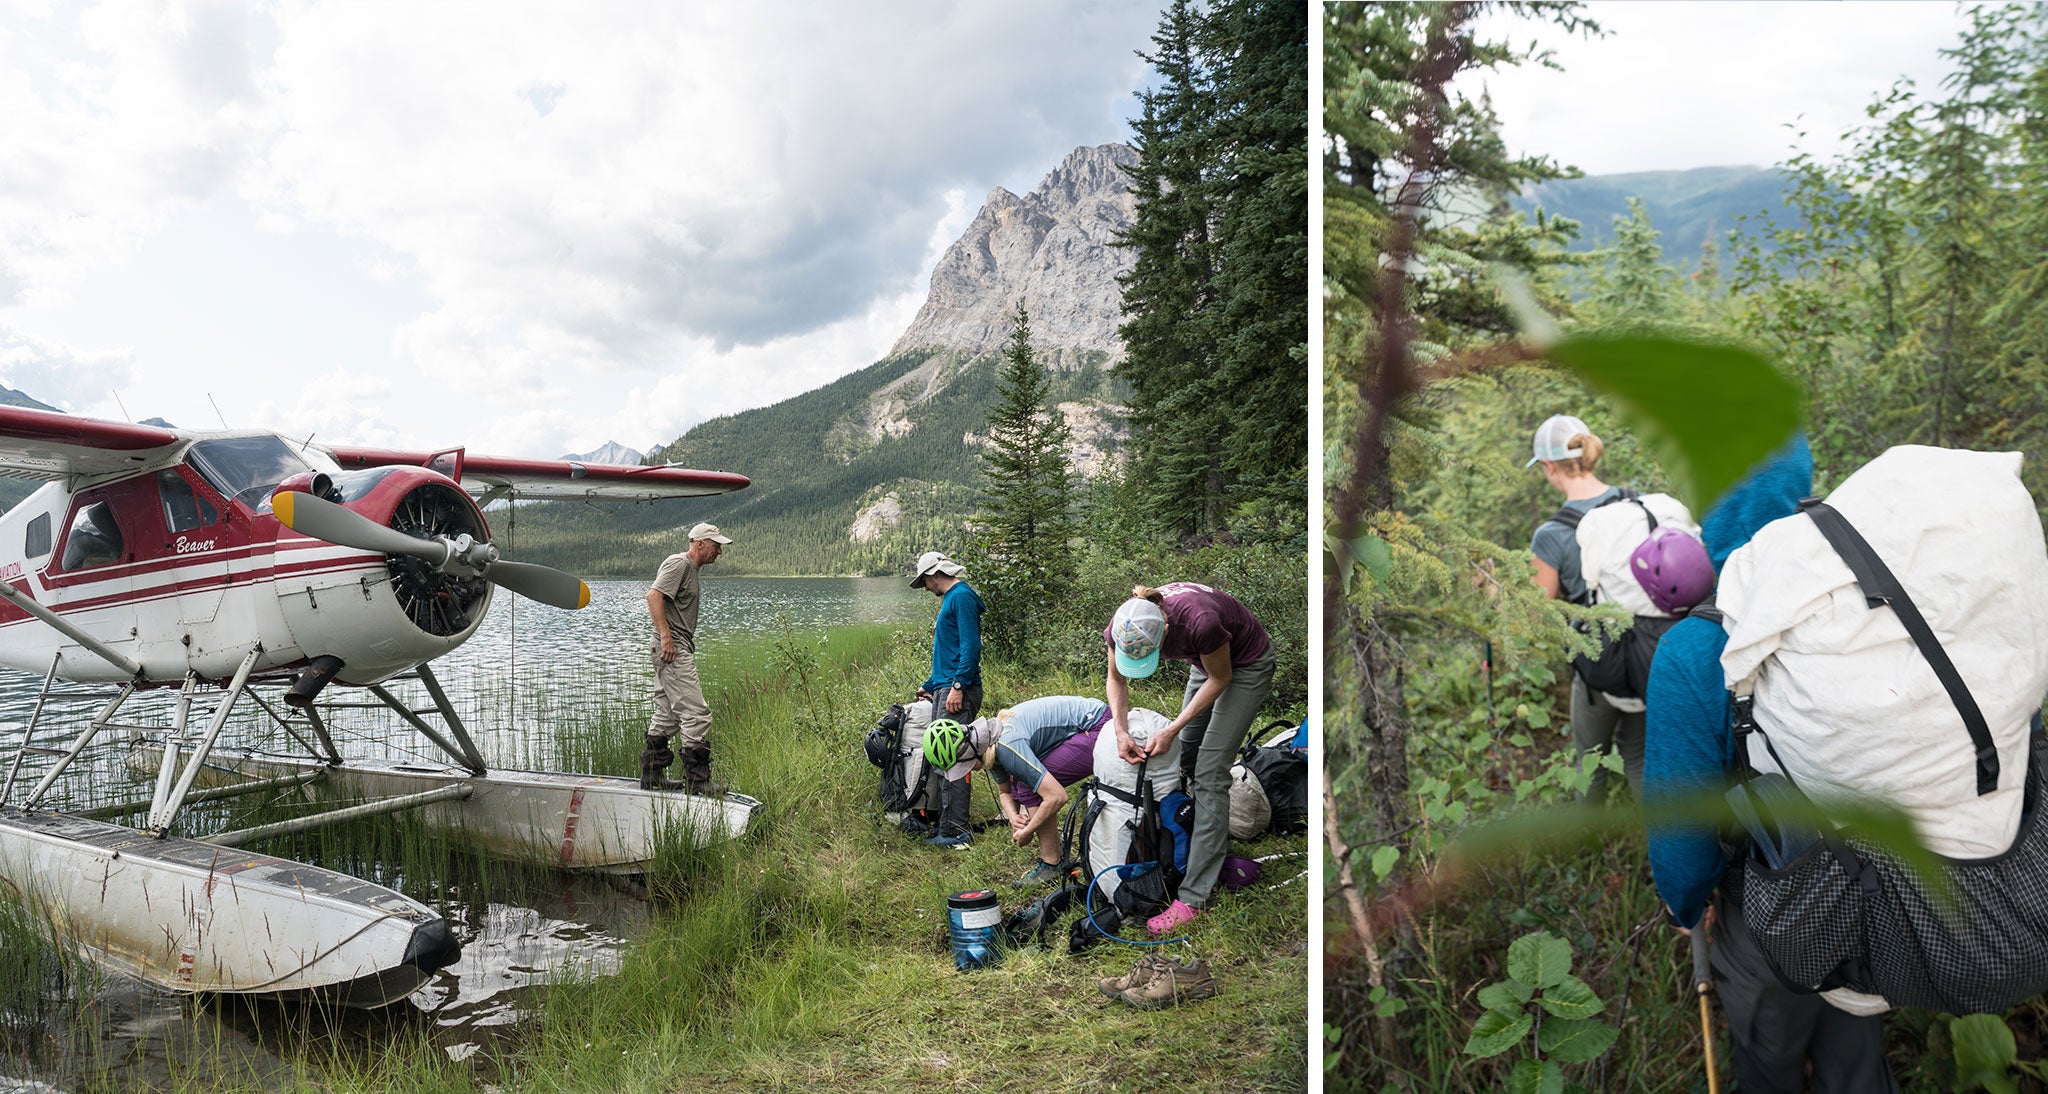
[{"x1": 1110, "y1": 597, "x2": 1167, "y2": 678}]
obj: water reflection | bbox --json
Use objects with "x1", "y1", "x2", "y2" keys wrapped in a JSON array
[{"x1": 0, "y1": 577, "x2": 921, "y2": 1089}]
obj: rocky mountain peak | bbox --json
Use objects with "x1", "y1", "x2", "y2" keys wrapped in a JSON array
[{"x1": 889, "y1": 143, "x2": 1138, "y2": 367}]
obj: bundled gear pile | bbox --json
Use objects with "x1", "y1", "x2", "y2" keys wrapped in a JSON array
[
  {"x1": 1228, "y1": 720, "x2": 1310, "y2": 839},
  {"x1": 1554, "y1": 488, "x2": 1711, "y2": 703},
  {"x1": 865, "y1": 700, "x2": 937, "y2": 823},
  {"x1": 1070, "y1": 708, "x2": 1192, "y2": 952},
  {"x1": 1714, "y1": 446, "x2": 2048, "y2": 1014}
]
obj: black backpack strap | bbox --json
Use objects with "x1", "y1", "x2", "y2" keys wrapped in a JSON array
[
  {"x1": 1804, "y1": 501, "x2": 2000, "y2": 796},
  {"x1": 1544, "y1": 487, "x2": 1640, "y2": 532}
]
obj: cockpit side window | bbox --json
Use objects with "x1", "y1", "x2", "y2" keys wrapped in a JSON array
[
  {"x1": 59, "y1": 502, "x2": 124, "y2": 571},
  {"x1": 157, "y1": 470, "x2": 220, "y2": 534},
  {"x1": 24, "y1": 512, "x2": 50, "y2": 559},
  {"x1": 186, "y1": 436, "x2": 313, "y2": 510}
]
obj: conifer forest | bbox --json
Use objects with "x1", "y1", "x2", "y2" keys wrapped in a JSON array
[{"x1": 1326, "y1": 3, "x2": 2048, "y2": 1090}]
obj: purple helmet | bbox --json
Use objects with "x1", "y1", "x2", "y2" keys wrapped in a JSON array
[{"x1": 1630, "y1": 527, "x2": 1715, "y2": 615}]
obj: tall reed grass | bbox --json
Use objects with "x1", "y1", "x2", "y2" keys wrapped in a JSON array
[{"x1": 124, "y1": 621, "x2": 1311, "y2": 1092}]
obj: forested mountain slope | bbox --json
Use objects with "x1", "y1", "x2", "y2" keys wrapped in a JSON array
[{"x1": 1514, "y1": 165, "x2": 1793, "y2": 265}]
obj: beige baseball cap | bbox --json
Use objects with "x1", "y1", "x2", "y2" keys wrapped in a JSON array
[
  {"x1": 688, "y1": 522, "x2": 733, "y2": 544},
  {"x1": 910, "y1": 550, "x2": 965, "y2": 588}
]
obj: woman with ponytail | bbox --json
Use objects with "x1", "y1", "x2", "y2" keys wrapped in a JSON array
[
  {"x1": 1104, "y1": 582, "x2": 1273, "y2": 933},
  {"x1": 1527, "y1": 413, "x2": 1644, "y2": 802}
]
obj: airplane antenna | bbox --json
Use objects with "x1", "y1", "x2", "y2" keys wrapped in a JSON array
[
  {"x1": 298, "y1": 433, "x2": 318, "y2": 457},
  {"x1": 208, "y1": 395, "x2": 230, "y2": 429},
  {"x1": 112, "y1": 391, "x2": 132, "y2": 422}
]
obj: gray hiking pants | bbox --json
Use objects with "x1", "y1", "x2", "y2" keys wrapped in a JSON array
[
  {"x1": 1570, "y1": 675, "x2": 1644, "y2": 803},
  {"x1": 1176, "y1": 652, "x2": 1275, "y2": 909},
  {"x1": 648, "y1": 639, "x2": 711, "y2": 750},
  {"x1": 1709, "y1": 888, "x2": 1897, "y2": 1093}
]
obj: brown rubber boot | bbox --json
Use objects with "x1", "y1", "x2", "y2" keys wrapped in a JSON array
[
  {"x1": 639, "y1": 733, "x2": 685, "y2": 791},
  {"x1": 681, "y1": 745, "x2": 726, "y2": 796}
]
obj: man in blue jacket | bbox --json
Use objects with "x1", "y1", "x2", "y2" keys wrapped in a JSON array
[
  {"x1": 1644, "y1": 437, "x2": 1897, "y2": 1093},
  {"x1": 911, "y1": 550, "x2": 985, "y2": 847}
]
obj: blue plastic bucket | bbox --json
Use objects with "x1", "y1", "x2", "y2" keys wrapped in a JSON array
[{"x1": 946, "y1": 890, "x2": 1002, "y2": 971}]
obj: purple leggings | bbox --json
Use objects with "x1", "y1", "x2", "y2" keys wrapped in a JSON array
[{"x1": 1010, "y1": 726, "x2": 1101, "y2": 808}]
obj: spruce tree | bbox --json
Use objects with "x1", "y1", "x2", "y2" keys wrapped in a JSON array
[
  {"x1": 973, "y1": 306, "x2": 1076, "y2": 653},
  {"x1": 1117, "y1": 0, "x2": 1224, "y2": 540}
]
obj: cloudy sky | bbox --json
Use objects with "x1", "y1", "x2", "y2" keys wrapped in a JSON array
[
  {"x1": 0, "y1": 1, "x2": 1160, "y2": 461},
  {"x1": 1471, "y1": 2, "x2": 1974, "y2": 176}
]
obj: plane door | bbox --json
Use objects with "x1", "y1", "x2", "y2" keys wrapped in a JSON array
[
  {"x1": 153, "y1": 468, "x2": 231, "y2": 628},
  {"x1": 43, "y1": 479, "x2": 149, "y2": 679}
]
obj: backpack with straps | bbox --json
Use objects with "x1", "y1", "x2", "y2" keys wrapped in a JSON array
[
  {"x1": 1229, "y1": 721, "x2": 1310, "y2": 838},
  {"x1": 1546, "y1": 488, "x2": 1709, "y2": 700},
  {"x1": 1070, "y1": 709, "x2": 1186, "y2": 950},
  {"x1": 1708, "y1": 446, "x2": 2048, "y2": 1013}
]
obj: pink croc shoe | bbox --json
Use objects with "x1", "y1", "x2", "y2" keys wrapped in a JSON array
[{"x1": 1146, "y1": 899, "x2": 1200, "y2": 935}]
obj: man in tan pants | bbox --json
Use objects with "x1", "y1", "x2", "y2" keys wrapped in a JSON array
[{"x1": 641, "y1": 521, "x2": 732, "y2": 793}]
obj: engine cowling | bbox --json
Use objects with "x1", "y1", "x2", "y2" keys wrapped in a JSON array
[{"x1": 270, "y1": 466, "x2": 496, "y2": 684}]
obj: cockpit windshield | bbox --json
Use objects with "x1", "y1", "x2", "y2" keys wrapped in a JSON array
[{"x1": 186, "y1": 436, "x2": 314, "y2": 510}]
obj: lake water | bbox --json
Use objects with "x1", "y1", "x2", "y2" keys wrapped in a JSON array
[
  {"x1": 0, "y1": 576, "x2": 930, "y2": 1088},
  {"x1": 0, "y1": 575, "x2": 931, "y2": 766}
]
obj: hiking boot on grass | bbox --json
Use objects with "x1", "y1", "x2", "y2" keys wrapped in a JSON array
[
  {"x1": 1118, "y1": 957, "x2": 1216, "y2": 1009},
  {"x1": 1013, "y1": 859, "x2": 1065, "y2": 889},
  {"x1": 1097, "y1": 955, "x2": 1168, "y2": 999},
  {"x1": 899, "y1": 814, "x2": 936, "y2": 838},
  {"x1": 926, "y1": 832, "x2": 972, "y2": 850}
]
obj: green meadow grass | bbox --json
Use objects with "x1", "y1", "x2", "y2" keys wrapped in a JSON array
[{"x1": 86, "y1": 623, "x2": 1306, "y2": 1092}]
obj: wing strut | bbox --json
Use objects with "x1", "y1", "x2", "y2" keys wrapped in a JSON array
[{"x1": 0, "y1": 651, "x2": 62, "y2": 804}]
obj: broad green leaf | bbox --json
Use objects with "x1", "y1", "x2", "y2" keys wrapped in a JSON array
[
  {"x1": 1536, "y1": 975, "x2": 1603, "y2": 1020},
  {"x1": 1375, "y1": 995, "x2": 1409, "y2": 1017},
  {"x1": 1508, "y1": 733, "x2": 1533, "y2": 748},
  {"x1": 1324, "y1": 527, "x2": 1393, "y2": 593},
  {"x1": 1507, "y1": 932, "x2": 1573, "y2": 989},
  {"x1": 1476, "y1": 981, "x2": 1525, "y2": 1015},
  {"x1": 1952, "y1": 1013, "x2": 2020, "y2": 1094},
  {"x1": 1525, "y1": 707, "x2": 1552, "y2": 730},
  {"x1": 1370, "y1": 845, "x2": 1400, "y2": 880},
  {"x1": 1538, "y1": 1017, "x2": 1618, "y2": 1063},
  {"x1": 1445, "y1": 800, "x2": 1469, "y2": 825},
  {"x1": 1546, "y1": 333, "x2": 1803, "y2": 515},
  {"x1": 1463, "y1": 1008, "x2": 1533, "y2": 1059},
  {"x1": 1508, "y1": 1058, "x2": 1565, "y2": 1094}
]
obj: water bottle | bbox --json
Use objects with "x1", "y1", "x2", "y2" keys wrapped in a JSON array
[{"x1": 946, "y1": 890, "x2": 1002, "y2": 971}]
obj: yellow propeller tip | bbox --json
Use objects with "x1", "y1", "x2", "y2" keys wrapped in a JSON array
[
  {"x1": 576, "y1": 582, "x2": 591, "y2": 610},
  {"x1": 272, "y1": 491, "x2": 296, "y2": 528}
]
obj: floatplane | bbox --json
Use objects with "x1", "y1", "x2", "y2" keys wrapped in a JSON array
[{"x1": 0, "y1": 405, "x2": 759, "y2": 1007}]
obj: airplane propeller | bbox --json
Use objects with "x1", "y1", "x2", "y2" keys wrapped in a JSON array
[{"x1": 272, "y1": 490, "x2": 591, "y2": 611}]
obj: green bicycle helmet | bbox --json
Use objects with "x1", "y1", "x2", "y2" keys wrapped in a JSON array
[{"x1": 923, "y1": 719, "x2": 967, "y2": 769}]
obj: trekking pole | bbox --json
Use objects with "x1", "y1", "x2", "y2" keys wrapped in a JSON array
[{"x1": 1691, "y1": 927, "x2": 1720, "y2": 1094}]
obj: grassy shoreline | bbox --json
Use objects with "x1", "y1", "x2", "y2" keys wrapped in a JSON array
[{"x1": 15, "y1": 622, "x2": 1308, "y2": 1092}]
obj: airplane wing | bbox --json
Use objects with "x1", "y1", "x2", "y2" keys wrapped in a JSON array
[
  {"x1": 0, "y1": 406, "x2": 185, "y2": 479},
  {"x1": 321, "y1": 446, "x2": 750, "y2": 500}
]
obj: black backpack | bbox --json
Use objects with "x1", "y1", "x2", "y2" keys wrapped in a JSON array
[
  {"x1": 1547, "y1": 490, "x2": 1680, "y2": 700},
  {"x1": 865, "y1": 704, "x2": 928, "y2": 813},
  {"x1": 1237, "y1": 724, "x2": 1309, "y2": 836}
]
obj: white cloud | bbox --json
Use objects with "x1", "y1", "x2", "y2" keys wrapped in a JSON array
[
  {"x1": 0, "y1": 325, "x2": 135, "y2": 410},
  {"x1": 0, "y1": 2, "x2": 1156, "y2": 457},
  {"x1": 1471, "y1": 2, "x2": 1971, "y2": 176}
]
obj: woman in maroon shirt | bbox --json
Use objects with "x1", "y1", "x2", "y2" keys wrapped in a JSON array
[{"x1": 1104, "y1": 582, "x2": 1275, "y2": 934}]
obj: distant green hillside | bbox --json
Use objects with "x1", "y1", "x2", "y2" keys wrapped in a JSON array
[
  {"x1": 501, "y1": 348, "x2": 1124, "y2": 577},
  {"x1": 1514, "y1": 165, "x2": 1796, "y2": 265}
]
